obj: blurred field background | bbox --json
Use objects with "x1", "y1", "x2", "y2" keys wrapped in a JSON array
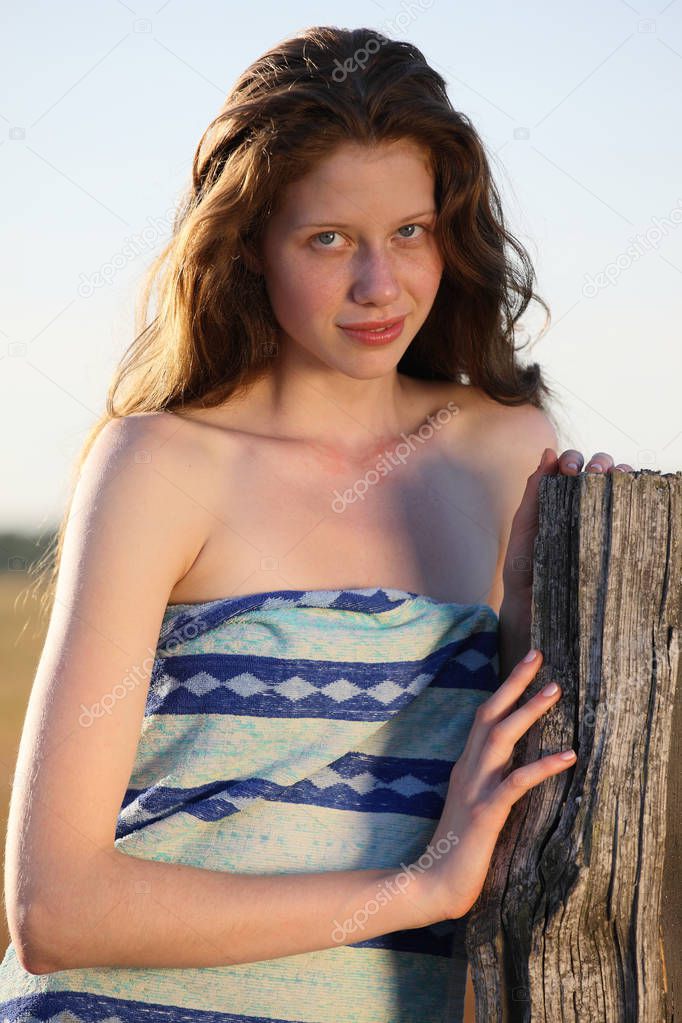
[{"x1": 0, "y1": 535, "x2": 54, "y2": 953}]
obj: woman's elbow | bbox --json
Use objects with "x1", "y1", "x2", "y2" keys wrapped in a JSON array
[{"x1": 7, "y1": 897, "x2": 63, "y2": 975}]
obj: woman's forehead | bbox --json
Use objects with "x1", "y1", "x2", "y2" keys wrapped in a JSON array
[{"x1": 271, "y1": 143, "x2": 436, "y2": 224}]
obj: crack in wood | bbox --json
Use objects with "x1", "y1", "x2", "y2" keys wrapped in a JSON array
[{"x1": 464, "y1": 469, "x2": 681, "y2": 1022}]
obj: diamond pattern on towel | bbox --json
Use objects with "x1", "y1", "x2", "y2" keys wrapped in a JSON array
[
  {"x1": 368, "y1": 679, "x2": 408, "y2": 705},
  {"x1": 307, "y1": 766, "x2": 445, "y2": 799},
  {"x1": 319, "y1": 678, "x2": 363, "y2": 702},
  {"x1": 222, "y1": 672, "x2": 268, "y2": 697},
  {"x1": 152, "y1": 668, "x2": 436, "y2": 707},
  {"x1": 183, "y1": 670, "x2": 223, "y2": 695},
  {"x1": 453, "y1": 647, "x2": 490, "y2": 672},
  {"x1": 278, "y1": 675, "x2": 318, "y2": 701}
]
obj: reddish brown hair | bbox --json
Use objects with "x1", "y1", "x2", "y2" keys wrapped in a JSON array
[{"x1": 31, "y1": 24, "x2": 558, "y2": 620}]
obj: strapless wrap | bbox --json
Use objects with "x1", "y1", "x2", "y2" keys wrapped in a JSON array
[{"x1": 0, "y1": 586, "x2": 499, "y2": 1023}]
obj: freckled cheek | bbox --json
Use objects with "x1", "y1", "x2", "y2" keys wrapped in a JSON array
[
  {"x1": 265, "y1": 264, "x2": 342, "y2": 325},
  {"x1": 408, "y1": 247, "x2": 444, "y2": 294}
]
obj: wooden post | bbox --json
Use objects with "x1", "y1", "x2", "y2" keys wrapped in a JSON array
[{"x1": 465, "y1": 469, "x2": 682, "y2": 1022}]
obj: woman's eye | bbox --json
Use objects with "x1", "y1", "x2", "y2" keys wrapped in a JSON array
[
  {"x1": 311, "y1": 224, "x2": 426, "y2": 249},
  {"x1": 397, "y1": 224, "x2": 425, "y2": 239},
  {"x1": 313, "y1": 231, "x2": 341, "y2": 247}
]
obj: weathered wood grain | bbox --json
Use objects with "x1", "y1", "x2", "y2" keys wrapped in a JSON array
[{"x1": 465, "y1": 469, "x2": 682, "y2": 1022}]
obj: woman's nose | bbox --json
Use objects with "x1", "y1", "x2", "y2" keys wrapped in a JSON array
[{"x1": 350, "y1": 251, "x2": 401, "y2": 306}]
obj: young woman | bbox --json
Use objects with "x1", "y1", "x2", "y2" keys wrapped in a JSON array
[{"x1": 1, "y1": 25, "x2": 633, "y2": 1023}]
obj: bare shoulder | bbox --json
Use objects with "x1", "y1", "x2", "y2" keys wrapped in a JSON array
[
  {"x1": 433, "y1": 381, "x2": 560, "y2": 529},
  {"x1": 427, "y1": 381, "x2": 558, "y2": 457},
  {"x1": 493, "y1": 399, "x2": 558, "y2": 477},
  {"x1": 104, "y1": 408, "x2": 204, "y2": 456},
  {"x1": 85, "y1": 410, "x2": 215, "y2": 577},
  {"x1": 118, "y1": 404, "x2": 255, "y2": 530},
  {"x1": 109, "y1": 408, "x2": 224, "y2": 472},
  {"x1": 466, "y1": 389, "x2": 560, "y2": 532},
  {"x1": 457, "y1": 386, "x2": 557, "y2": 456}
]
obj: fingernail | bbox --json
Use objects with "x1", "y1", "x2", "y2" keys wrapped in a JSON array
[
  {"x1": 523, "y1": 648, "x2": 538, "y2": 662},
  {"x1": 542, "y1": 682, "x2": 559, "y2": 696},
  {"x1": 560, "y1": 749, "x2": 577, "y2": 761},
  {"x1": 587, "y1": 463, "x2": 603, "y2": 473},
  {"x1": 566, "y1": 461, "x2": 579, "y2": 471}
]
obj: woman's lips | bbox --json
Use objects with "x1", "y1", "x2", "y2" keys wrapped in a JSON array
[{"x1": 338, "y1": 317, "x2": 406, "y2": 345}]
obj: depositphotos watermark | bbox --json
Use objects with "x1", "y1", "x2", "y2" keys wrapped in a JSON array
[
  {"x1": 77, "y1": 617, "x2": 206, "y2": 727},
  {"x1": 331, "y1": 400, "x2": 459, "y2": 513},
  {"x1": 581, "y1": 631, "x2": 681, "y2": 731},
  {"x1": 76, "y1": 200, "x2": 181, "y2": 298},
  {"x1": 331, "y1": 0, "x2": 435, "y2": 83},
  {"x1": 582, "y1": 197, "x2": 682, "y2": 297},
  {"x1": 330, "y1": 829, "x2": 459, "y2": 943}
]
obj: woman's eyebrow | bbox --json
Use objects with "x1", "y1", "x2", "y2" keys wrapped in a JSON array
[{"x1": 293, "y1": 209, "x2": 437, "y2": 231}]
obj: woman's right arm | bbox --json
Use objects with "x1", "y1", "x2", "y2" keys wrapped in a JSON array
[{"x1": 5, "y1": 413, "x2": 441, "y2": 975}]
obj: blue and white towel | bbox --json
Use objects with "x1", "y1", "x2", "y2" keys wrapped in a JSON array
[{"x1": 0, "y1": 585, "x2": 499, "y2": 1022}]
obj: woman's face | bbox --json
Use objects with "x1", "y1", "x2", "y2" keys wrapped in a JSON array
[{"x1": 257, "y1": 139, "x2": 444, "y2": 378}]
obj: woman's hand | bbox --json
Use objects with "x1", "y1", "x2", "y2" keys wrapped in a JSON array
[
  {"x1": 417, "y1": 648, "x2": 575, "y2": 922},
  {"x1": 498, "y1": 448, "x2": 635, "y2": 671}
]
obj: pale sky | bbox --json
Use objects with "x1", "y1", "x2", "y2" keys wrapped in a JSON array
[{"x1": 2, "y1": 0, "x2": 681, "y2": 531}]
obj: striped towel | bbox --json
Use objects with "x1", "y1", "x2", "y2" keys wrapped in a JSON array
[{"x1": 0, "y1": 586, "x2": 499, "y2": 1023}]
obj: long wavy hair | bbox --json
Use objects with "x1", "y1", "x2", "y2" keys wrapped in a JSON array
[{"x1": 29, "y1": 24, "x2": 559, "y2": 624}]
